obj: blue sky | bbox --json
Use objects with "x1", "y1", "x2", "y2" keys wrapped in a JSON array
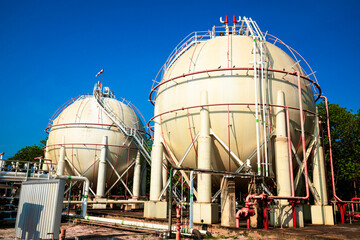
[{"x1": 0, "y1": 0, "x2": 359, "y2": 158}]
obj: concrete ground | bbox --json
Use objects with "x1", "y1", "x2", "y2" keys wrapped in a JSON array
[
  {"x1": 1, "y1": 222, "x2": 360, "y2": 239},
  {"x1": 208, "y1": 222, "x2": 360, "y2": 239},
  {"x1": 1, "y1": 219, "x2": 360, "y2": 239}
]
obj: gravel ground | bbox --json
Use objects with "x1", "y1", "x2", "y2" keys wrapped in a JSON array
[
  {"x1": 1, "y1": 221, "x2": 360, "y2": 239},
  {"x1": 0, "y1": 222, "x2": 161, "y2": 240}
]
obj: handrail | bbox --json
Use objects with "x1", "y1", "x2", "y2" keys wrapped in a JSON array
[
  {"x1": 45, "y1": 93, "x2": 91, "y2": 133},
  {"x1": 93, "y1": 84, "x2": 152, "y2": 165}
]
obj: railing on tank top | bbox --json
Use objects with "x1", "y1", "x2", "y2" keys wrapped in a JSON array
[
  {"x1": 45, "y1": 94, "x2": 91, "y2": 134},
  {"x1": 152, "y1": 18, "x2": 319, "y2": 101}
]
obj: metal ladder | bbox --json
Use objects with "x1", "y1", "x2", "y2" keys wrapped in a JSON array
[
  {"x1": 93, "y1": 86, "x2": 152, "y2": 166},
  {"x1": 243, "y1": 17, "x2": 270, "y2": 177},
  {"x1": 93, "y1": 85, "x2": 186, "y2": 204}
]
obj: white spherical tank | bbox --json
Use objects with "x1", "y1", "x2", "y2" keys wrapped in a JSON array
[
  {"x1": 151, "y1": 26, "x2": 318, "y2": 176},
  {"x1": 45, "y1": 87, "x2": 145, "y2": 192}
]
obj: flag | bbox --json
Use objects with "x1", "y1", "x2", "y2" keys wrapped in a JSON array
[{"x1": 96, "y1": 69, "x2": 104, "y2": 77}]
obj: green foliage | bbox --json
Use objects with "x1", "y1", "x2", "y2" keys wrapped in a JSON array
[
  {"x1": 317, "y1": 101, "x2": 360, "y2": 199},
  {"x1": 10, "y1": 139, "x2": 46, "y2": 162}
]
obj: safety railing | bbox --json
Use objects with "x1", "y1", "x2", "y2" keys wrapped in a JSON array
[
  {"x1": 45, "y1": 94, "x2": 91, "y2": 134},
  {"x1": 93, "y1": 83, "x2": 152, "y2": 165},
  {"x1": 150, "y1": 17, "x2": 320, "y2": 105},
  {"x1": 0, "y1": 158, "x2": 55, "y2": 178}
]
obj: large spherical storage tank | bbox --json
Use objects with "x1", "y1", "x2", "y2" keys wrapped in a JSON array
[
  {"x1": 45, "y1": 89, "x2": 145, "y2": 191},
  {"x1": 151, "y1": 25, "x2": 318, "y2": 181}
]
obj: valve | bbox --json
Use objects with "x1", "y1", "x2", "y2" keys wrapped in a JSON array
[
  {"x1": 220, "y1": 15, "x2": 229, "y2": 35},
  {"x1": 220, "y1": 15, "x2": 229, "y2": 24}
]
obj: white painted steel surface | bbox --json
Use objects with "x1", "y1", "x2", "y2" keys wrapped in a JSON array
[
  {"x1": 154, "y1": 35, "x2": 315, "y2": 175},
  {"x1": 15, "y1": 179, "x2": 65, "y2": 240},
  {"x1": 45, "y1": 95, "x2": 144, "y2": 190}
]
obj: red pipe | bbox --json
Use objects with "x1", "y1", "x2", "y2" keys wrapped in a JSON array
[
  {"x1": 351, "y1": 198, "x2": 360, "y2": 220},
  {"x1": 59, "y1": 229, "x2": 66, "y2": 240},
  {"x1": 320, "y1": 96, "x2": 359, "y2": 223},
  {"x1": 286, "y1": 107, "x2": 295, "y2": 197},
  {"x1": 236, "y1": 194, "x2": 269, "y2": 229},
  {"x1": 47, "y1": 233, "x2": 54, "y2": 240},
  {"x1": 262, "y1": 198, "x2": 270, "y2": 230},
  {"x1": 176, "y1": 205, "x2": 181, "y2": 240},
  {"x1": 321, "y1": 96, "x2": 346, "y2": 203},
  {"x1": 293, "y1": 203, "x2": 297, "y2": 228},
  {"x1": 45, "y1": 143, "x2": 137, "y2": 150},
  {"x1": 236, "y1": 207, "x2": 255, "y2": 228},
  {"x1": 289, "y1": 200, "x2": 299, "y2": 228},
  {"x1": 149, "y1": 67, "x2": 322, "y2": 105},
  {"x1": 148, "y1": 102, "x2": 317, "y2": 132},
  {"x1": 267, "y1": 72, "x2": 310, "y2": 201}
]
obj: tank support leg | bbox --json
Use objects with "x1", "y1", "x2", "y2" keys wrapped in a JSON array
[
  {"x1": 274, "y1": 91, "x2": 291, "y2": 201},
  {"x1": 197, "y1": 90, "x2": 211, "y2": 203},
  {"x1": 56, "y1": 136, "x2": 66, "y2": 175},
  {"x1": 132, "y1": 151, "x2": 141, "y2": 200},
  {"x1": 140, "y1": 164, "x2": 147, "y2": 198},
  {"x1": 311, "y1": 107, "x2": 334, "y2": 225},
  {"x1": 96, "y1": 136, "x2": 107, "y2": 198},
  {"x1": 194, "y1": 90, "x2": 218, "y2": 224},
  {"x1": 272, "y1": 91, "x2": 297, "y2": 227},
  {"x1": 144, "y1": 104, "x2": 168, "y2": 219}
]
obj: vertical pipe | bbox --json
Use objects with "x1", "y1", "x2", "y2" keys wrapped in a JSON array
[
  {"x1": 96, "y1": 136, "x2": 107, "y2": 198},
  {"x1": 292, "y1": 202, "x2": 297, "y2": 228},
  {"x1": 244, "y1": 17, "x2": 261, "y2": 176},
  {"x1": 197, "y1": 90, "x2": 212, "y2": 203},
  {"x1": 168, "y1": 168, "x2": 173, "y2": 236},
  {"x1": 55, "y1": 175, "x2": 89, "y2": 218},
  {"x1": 286, "y1": 108, "x2": 295, "y2": 197},
  {"x1": 274, "y1": 91, "x2": 291, "y2": 203},
  {"x1": 150, "y1": 105, "x2": 164, "y2": 201},
  {"x1": 56, "y1": 136, "x2": 66, "y2": 175},
  {"x1": 0, "y1": 152, "x2": 4, "y2": 171},
  {"x1": 297, "y1": 72, "x2": 310, "y2": 199},
  {"x1": 263, "y1": 202, "x2": 268, "y2": 230},
  {"x1": 132, "y1": 151, "x2": 141, "y2": 199},
  {"x1": 141, "y1": 165, "x2": 147, "y2": 198},
  {"x1": 176, "y1": 205, "x2": 181, "y2": 240},
  {"x1": 340, "y1": 204, "x2": 345, "y2": 224},
  {"x1": 189, "y1": 171, "x2": 194, "y2": 229},
  {"x1": 162, "y1": 155, "x2": 168, "y2": 190},
  {"x1": 260, "y1": 39, "x2": 269, "y2": 177},
  {"x1": 253, "y1": 41, "x2": 261, "y2": 176},
  {"x1": 313, "y1": 107, "x2": 328, "y2": 205}
]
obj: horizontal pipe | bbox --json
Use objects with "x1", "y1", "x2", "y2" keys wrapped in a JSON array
[
  {"x1": 55, "y1": 175, "x2": 90, "y2": 218},
  {"x1": 0, "y1": 172, "x2": 49, "y2": 179},
  {"x1": 171, "y1": 166, "x2": 253, "y2": 177},
  {"x1": 83, "y1": 216, "x2": 209, "y2": 236},
  {"x1": 45, "y1": 143, "x2": 138, "y2": 150},
  {"x1": 50, "y1": 123, "x2": 149, "y2": 136},
  {"x1": 63, "y1": 200, "x2": 146, "y2": 204}
]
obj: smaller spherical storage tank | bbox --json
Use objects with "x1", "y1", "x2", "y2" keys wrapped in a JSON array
[{"x1": 45, "y1": 85, "x2": 145, "y2": 191}]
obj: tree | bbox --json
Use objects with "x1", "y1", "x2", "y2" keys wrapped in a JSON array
[
  {"x1": 317, "y1": 101, "x2": 360, "y2": 200},
  {"x1": 10, "y1": 139, "x2": 46, "y2": 162}
]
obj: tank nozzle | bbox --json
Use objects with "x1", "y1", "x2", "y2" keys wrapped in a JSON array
[
  {"x1": 220, "y1": 15, "x2": 228, "y2": 24},
  {"x1": 233, "y1": 15, "x2": 241, "y2": 24}
]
